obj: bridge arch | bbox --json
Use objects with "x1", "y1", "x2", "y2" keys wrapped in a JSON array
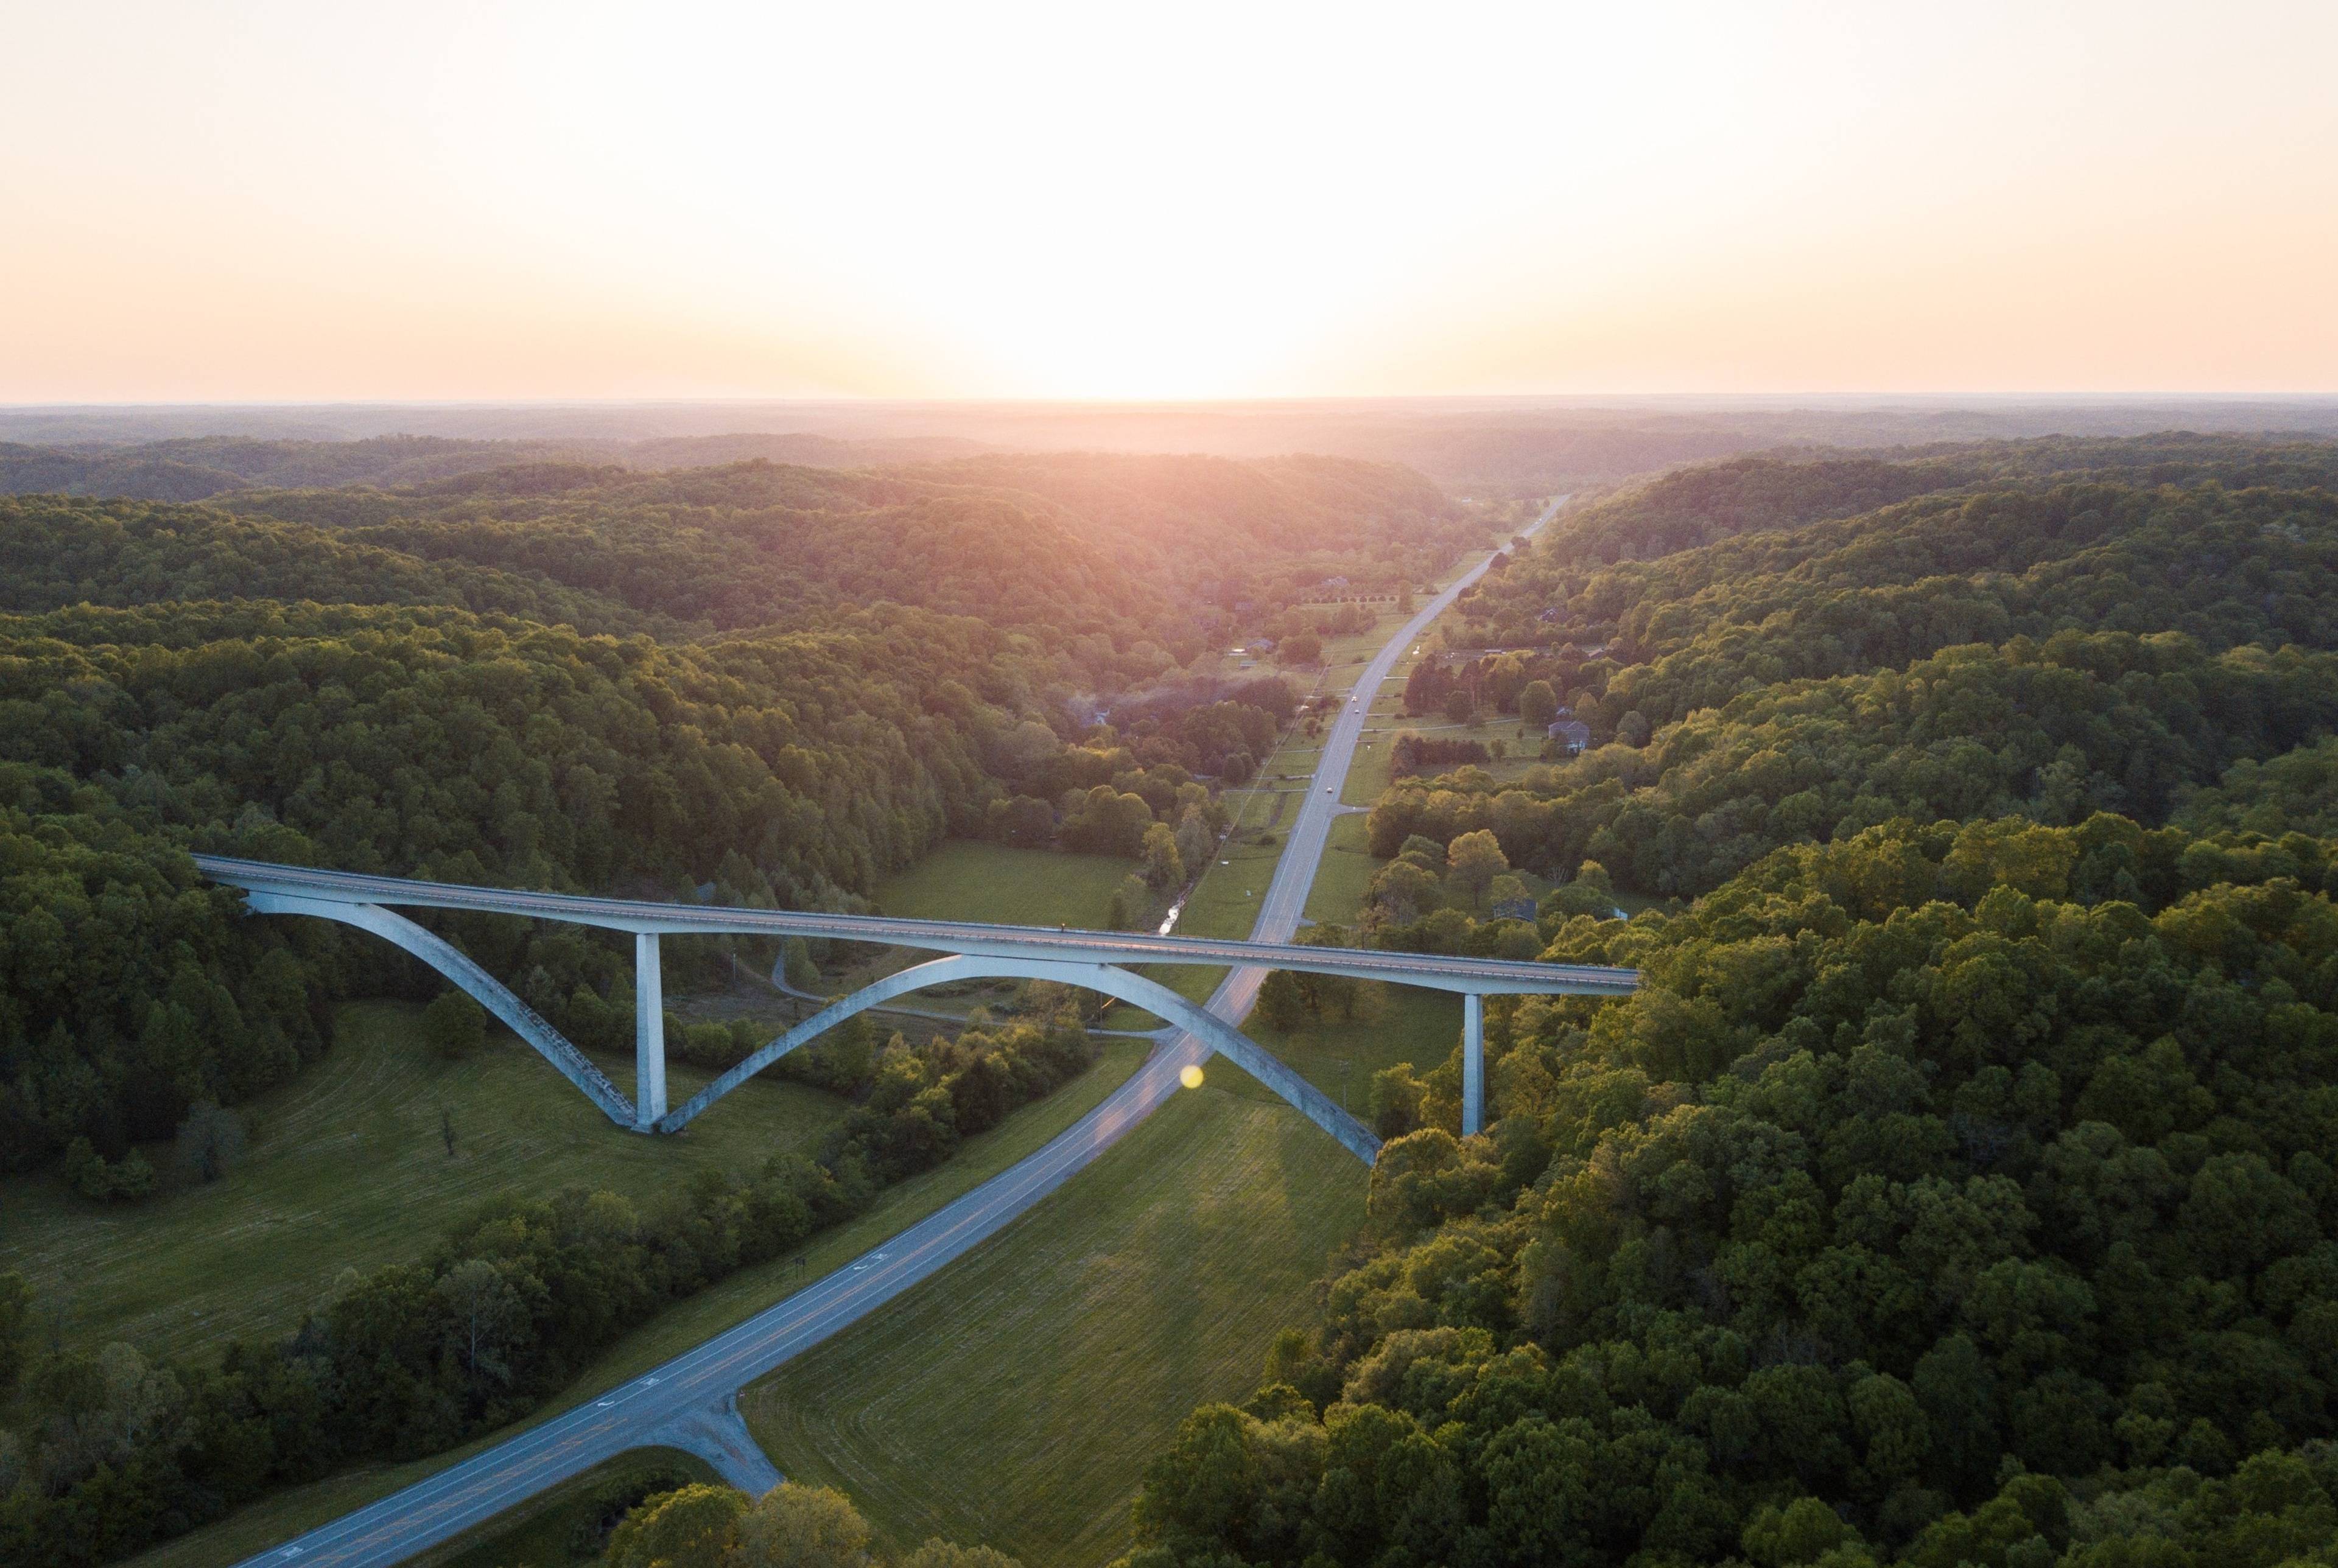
[
  {"x1": 662, "y1": 954, "x2": 1381, "y2": 1163},
  {"x1": 246, "y1": 891, "x2": 637, "y2": 1126}
]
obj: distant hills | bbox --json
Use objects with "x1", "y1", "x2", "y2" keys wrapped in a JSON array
[
  {"x1": 0, "y1": 430, "x2": 993, "y2": 503},
  {"x1": 10, "y1": 397, "x2": 2338, "y2": 496}
]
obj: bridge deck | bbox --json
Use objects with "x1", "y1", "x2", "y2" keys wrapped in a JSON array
[{"x1": 195, "y1": 855, "x2": 1638, "y2": 997}]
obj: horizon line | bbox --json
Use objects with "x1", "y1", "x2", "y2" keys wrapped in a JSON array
[{"x1": 8, "y1": 391, "x2": 2338, "y2": 413}]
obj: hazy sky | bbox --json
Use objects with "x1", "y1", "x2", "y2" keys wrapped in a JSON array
[{"x1": 5, "y1": 1, "x2": 2334, "y2": 402}]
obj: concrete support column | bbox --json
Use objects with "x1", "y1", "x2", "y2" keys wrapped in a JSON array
[
  {"x1": 1461, "y1": 991, "x2": 1484, "y2": 1137},
  {"x1": 634, "y1": 931, "x2": 667, "y2": 1130}
]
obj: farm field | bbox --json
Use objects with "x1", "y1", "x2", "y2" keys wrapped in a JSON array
[
  {"x1": 0, "y1": 1002, "x2": 848, "y2": 1363},
  {"x1": 117, "y1": 1038, "x2": 1154, "y2": 1568},
  {"x1": 740, "y1": 1084, "x2": 1370, "y2": 1568}
]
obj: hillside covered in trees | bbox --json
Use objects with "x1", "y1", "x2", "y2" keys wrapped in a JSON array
[
  {"x1": 1372, "y1": 435, "x2": 2338, "y2": 900},
  {"x1": 0, "y1": 432, "x2": 991, "y2": 502},
  {"x1": 0, "y1": 439, "x2": 1480, "y2": 1562},
  {"x1": 1121, "y1": 435, "x2": 2338, "y2": 1568},
  {"x1": 0, "y1": 449, "x2": 1470, "y2": 1179}
]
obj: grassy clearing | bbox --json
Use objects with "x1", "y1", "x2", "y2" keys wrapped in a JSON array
[
  {"x1": 1341, "y1": 727, "x2": 1399, "y2": 805},
  {"x1": 0, "y1": 1003, "x2": 847, "y2": 1363},
  {"x1": 1303, "y1": 813, "x2": 1378, "y2": 926},
  {"x1": 1243, "y1": 986, "x2": 1461, "y2": 1111},
  {"x1": 872, "y1": 841, "x2": 1135, "y2": 931},
  {"x1": 848, "y1": 839, "x2": 1145, "y2": 1027},
  {"x1": 1350, "y1": 707, "x2": 1564, "y2": 805},
  {"x1": 866, "y1": 834, "x2": 1182, "y2": 1034},
  {"x1": 1311, "y1": 611, "x2": 1403, "y2": 673},
  {"x1": 426, "y1": 1449, "x2": 717, "y2": 1568},
  {"x1": 1142, "y1": 825, "x2": 1288, "y2": 1012},
  {"x1": 740, "y1": 1085, "x2": 1369, "y2": 1568},
  {"x1": 116, "y1": 1039, "x2": 1153, "y2": 1568}
]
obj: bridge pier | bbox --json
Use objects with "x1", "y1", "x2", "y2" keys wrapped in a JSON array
[
  {"x1": 203, "y1": 855, "x2": 1637, "y2": 1159},
  {"x1": 1461, "y1": 991, "x2": 1484, "y2": 1137},
  {"x1": 635, "y1": 931, "x2": 667, "y2": 1130}
]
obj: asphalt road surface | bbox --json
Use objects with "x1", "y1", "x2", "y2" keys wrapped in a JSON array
[{"x1": 229, "y1": 497, "x2": 1568, "y2": 1568}]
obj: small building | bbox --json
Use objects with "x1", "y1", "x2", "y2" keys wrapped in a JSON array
[{"x1": 1548, "y1": 719, "x2": 1592, "y2": 755}]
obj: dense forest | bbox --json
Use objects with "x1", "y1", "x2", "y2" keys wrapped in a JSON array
[
  {"x1": 0, "y1": 449, "x2": 1468, "y2": 1178},
  {"x1": 1120, "y1": 435, "x2": 2338, "y2": 1568},
  {"x1": 0, "y1": 441, "x2": 1473, "y2": 1563},
  {"x1": 1367, "y1": 438, "x2": 2338, "y2": 900}
]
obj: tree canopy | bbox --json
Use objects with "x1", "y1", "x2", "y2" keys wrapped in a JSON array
[
  {"x1": 0, "y1": 450, "x2": 1468, "y2": 1174},
  {"x1": 1123, "y1": 435, "x2": 2338, "y2": 1568}
]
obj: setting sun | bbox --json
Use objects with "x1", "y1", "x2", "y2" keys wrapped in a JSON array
[
  {"x1": 6, "y1": 1, "x2": 2335, "y2": 401},
  {"x1": 7, "y1": 6, "x2": 2338, "y2": 1566}
]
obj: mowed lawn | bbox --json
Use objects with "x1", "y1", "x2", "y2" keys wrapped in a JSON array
[
  {"x1": 0, "y1": 1001, "x2": 848, "y2": 1363},
  {"x1": 874, "y1": 840, "x2": 1134, "y2": 930},
  {"x1": 1304, "y1": 812, "x2": 1378, "y2": 926},
  {"x1": 1244, "y1": 986, "x2": 1461, "y2": 1111},
  {"x1": 740, "y1": 1085, "x2": 1370, "y2": 1568}
]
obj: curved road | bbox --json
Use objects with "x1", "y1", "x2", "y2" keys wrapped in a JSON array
[{"x1": 230, "y1": 497, "x2": 1566, "y2": 1568}]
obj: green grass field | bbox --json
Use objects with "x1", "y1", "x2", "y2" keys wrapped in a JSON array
[
  {"x1": 1311, "y1": 611, "x2": 1404, "y2": 674},
  {"x1": 1303, "y1": 813, "x2": 1378, "y2": 926},
  {"x1": 1142, "y1": 826, "x2": 1285, "y2": 1010},
  {"x1": 0, "y1": 1003, "x2": 849, "y2": 1363},
  {"x1": 1341, "y1": 729, "x2": 1396, "y2": 805},
  {"x1": 1349, "y1": 702, "x2": 1557, "y2": 806},
  {"x1": 874, "y1": 841, "x2": 1136, "y2": 929},
  {"x1": 118, "y1": 1039, "x2": 1154, "y2": 1568},
  {"x1": 1245, "y1": 986, "x2": 1461, "y2": 1110},
  {"x1": 740, "y1": 1085, "x2": 1370, "y2": 1568}
]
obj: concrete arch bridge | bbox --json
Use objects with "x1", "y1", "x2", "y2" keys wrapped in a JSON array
[{"x1": 196, "y1": 856, "x2": 1638, "y2": 1165}]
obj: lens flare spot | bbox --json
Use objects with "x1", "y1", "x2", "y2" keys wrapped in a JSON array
[{"x1": 1179, "y1": 1063, "x2": 1205, "y2": 1090}]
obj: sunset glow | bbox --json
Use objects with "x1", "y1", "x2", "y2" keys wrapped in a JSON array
[{"x1": 5, "y1": 0, "x2": 2334, "y2": 402}]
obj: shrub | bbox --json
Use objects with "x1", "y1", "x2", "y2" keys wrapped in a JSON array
[{"x1": 423, "y1": 990, "x2": 488, "y2": 1060}]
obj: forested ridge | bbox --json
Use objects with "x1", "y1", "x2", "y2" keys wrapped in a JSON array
[
  {"x1": 1371, "y1": 438, "x2": 2338, "y2": 900},
  {"x1": 1120, "y1": 435, "x2": 2338, "y2": 1568},
  {"x1": 0, "y1": 431, "x2": 990, "y2": 502},
  {"x1": 0, "y1": 449, "x2": 1466, "y2": 1175},
  {"x1": 1539, "y1": 435, "x2": 2338, "y2": 567}
]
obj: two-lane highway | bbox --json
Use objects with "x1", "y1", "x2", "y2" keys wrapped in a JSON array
[{"x1": 231, "y1": 497, "x2": 1571, "y2": 1568}]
